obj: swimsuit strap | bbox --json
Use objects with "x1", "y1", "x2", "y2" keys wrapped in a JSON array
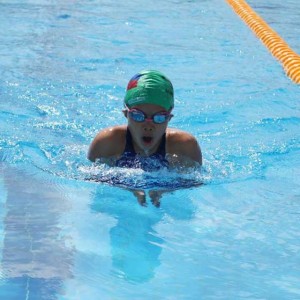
[
  {"x1": 124, "y1": 128, "x2": 135, "y2": 154},
  {"x1": 155, "y1": 132, "x2": 166, "y2": 156}
]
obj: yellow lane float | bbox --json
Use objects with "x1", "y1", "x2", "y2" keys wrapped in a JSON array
[{"x1": 226, "y1": 0, "x2": 300, "y2": 84}]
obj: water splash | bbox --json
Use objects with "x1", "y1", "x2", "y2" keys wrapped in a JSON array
[
  {"x1": 1, "y1": 135, "x2": 295, "y2": 190},
  {"x1": 79, "y1": 163, "x2": 204, "y2": 190}
]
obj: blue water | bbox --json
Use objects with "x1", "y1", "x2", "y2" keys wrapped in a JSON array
[{"x1": 1, "y1": 0, "x2": 300, "y2": 299}]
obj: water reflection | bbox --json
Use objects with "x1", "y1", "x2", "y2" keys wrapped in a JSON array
[
  {"x1": 0, "y1": 163, "x2": 73, "y2": 299},
  {"x1": 90, "y1": 185, "x2": 196, "y2": 284}
]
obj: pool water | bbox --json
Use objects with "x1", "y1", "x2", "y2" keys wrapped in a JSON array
[{"x1": 1, "y1": 0, "x2": 300, "y2": 299}]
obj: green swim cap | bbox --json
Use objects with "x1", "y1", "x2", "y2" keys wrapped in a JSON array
[{"x1": 124, "y1": 70, "x2": 174, "y2": 111}]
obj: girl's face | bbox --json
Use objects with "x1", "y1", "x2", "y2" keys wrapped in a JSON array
[{"x1": 124, "y1": 103, "x2": 172, "y2": 156}]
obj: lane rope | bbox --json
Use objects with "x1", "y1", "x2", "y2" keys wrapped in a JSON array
[{"x1": 226, "y1": 0, "x2": 300, "y2": 84}]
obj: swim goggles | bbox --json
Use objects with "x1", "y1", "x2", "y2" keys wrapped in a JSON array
[{"x1": 126, "y1": 107, "x2": 173, "y2": 124}]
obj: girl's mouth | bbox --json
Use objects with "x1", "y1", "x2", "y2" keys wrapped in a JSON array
[{"x1": 142, "y1": 136, "x2": 153, "y2": 144}]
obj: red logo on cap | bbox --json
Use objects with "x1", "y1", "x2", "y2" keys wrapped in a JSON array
[
  {"x1": 127, "y1": 79, "x2": 138, "y2": 90},
  {"x1": 127, "y1": 79, "x2": 138, "y2": 91},
  {"x1": 126, "y1": 73, "x2": 143, "y2": 90}
]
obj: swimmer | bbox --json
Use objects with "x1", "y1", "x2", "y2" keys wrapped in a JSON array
[
  {"x1": 88, "y1": 70, "x2": 202, "y2": 166},
  {"x1": 88, "y1": 70, "x2": 202, "y2": 205}
]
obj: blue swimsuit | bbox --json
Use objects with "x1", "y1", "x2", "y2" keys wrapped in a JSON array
[{"x1": 115, "y1": 129, "x2": 169, "y2": 171}]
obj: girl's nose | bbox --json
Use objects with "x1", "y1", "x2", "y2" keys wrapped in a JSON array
[{"x1": 143, "y1": 125, "x2": 153, "y2": 131}]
